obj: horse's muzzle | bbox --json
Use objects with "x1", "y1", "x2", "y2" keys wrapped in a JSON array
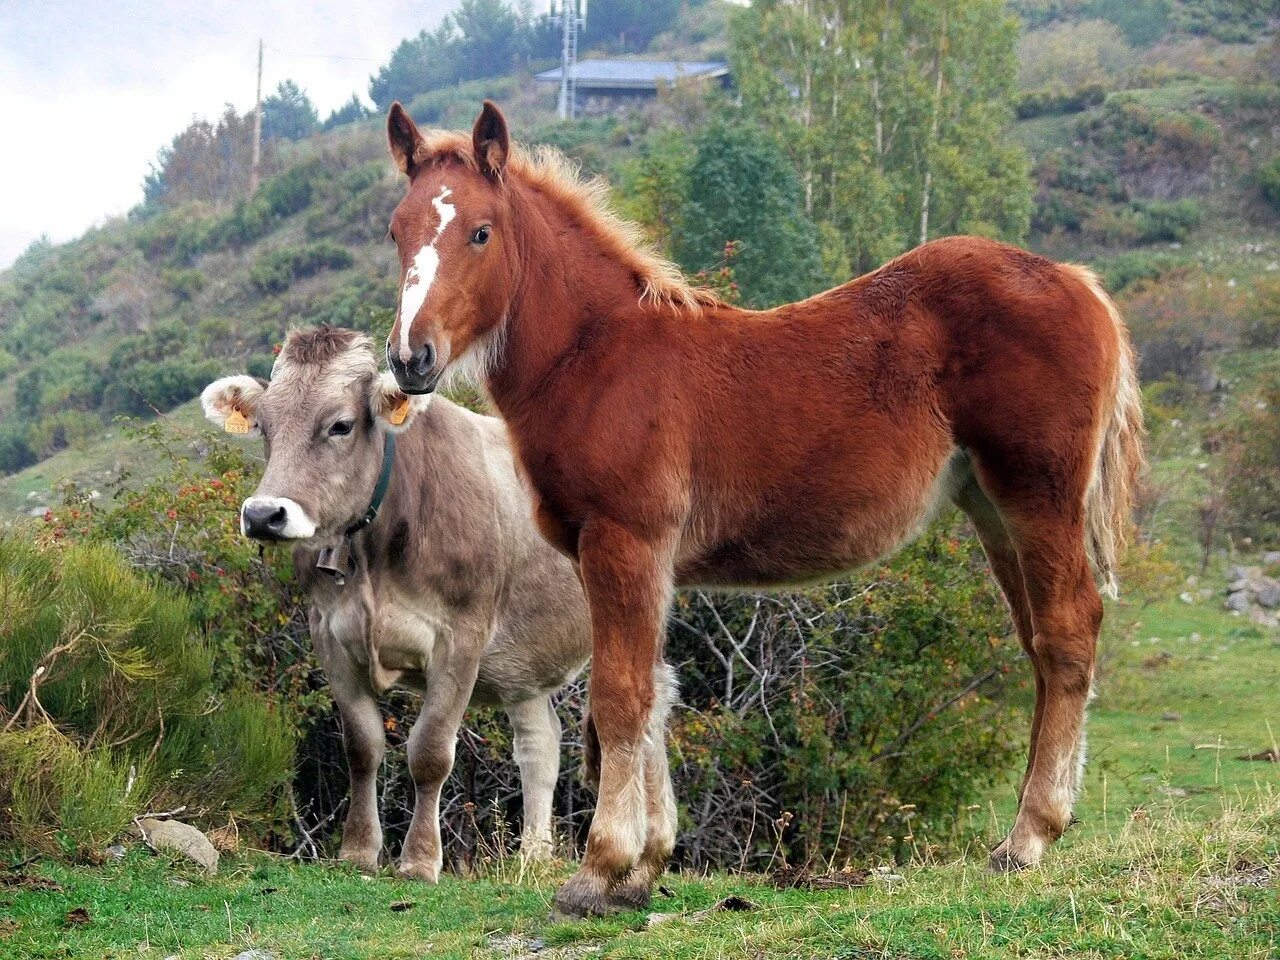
[{"x1": 387, "y1": 339, "x2": 440, "y2": 395}]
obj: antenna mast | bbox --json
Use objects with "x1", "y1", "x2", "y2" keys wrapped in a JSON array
[{"x1": 553, "y1": 0, "x2": 585, "y2": 120}]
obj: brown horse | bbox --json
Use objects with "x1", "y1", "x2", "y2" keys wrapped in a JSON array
[{"x1": 382, "y1": 101, "x2": 1144, "y2": 917}]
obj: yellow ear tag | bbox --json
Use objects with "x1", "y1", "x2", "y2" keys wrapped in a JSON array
[
  {"x1": 224, "y1": 406, "x2": 251, "y2": 435},
  {"x1": 388, "y1": 397, "x2": 411, "y2": 427}
]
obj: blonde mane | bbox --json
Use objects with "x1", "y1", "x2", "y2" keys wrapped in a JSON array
[{"x1": 412, "y1": 130, "x2": 721, "y2": 313}]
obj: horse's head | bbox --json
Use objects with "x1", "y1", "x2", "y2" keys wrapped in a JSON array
[{"x1": 385, "y1": 100, "x2": 516, "y2": 394}]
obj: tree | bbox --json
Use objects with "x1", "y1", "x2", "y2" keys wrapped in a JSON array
[
  {"x1": 581, "y1": 0, "x2": 682, "y2": 52},
  {"x1": 321, "y1": 94, "x2": 373, "y2": 131},
  {"x1": 142, "y1": 106, "x2": 260, "y2": 210},
  {"x1": 674, "y1": 121, "x2": 826, "y2": 308},
  {"x1": 262, "y1": 80, "x2": 319, "y2": 142},
  {"x1": 368, "y1": 0, "x2": 526, "y2": 109},
  {"x1": 730, "y1": 0, "x2": 1030, "y2": 276}
]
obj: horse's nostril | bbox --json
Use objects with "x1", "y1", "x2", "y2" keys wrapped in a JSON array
[{"x1": 409, "y1": 343, "x2": 436, "y2": 377}]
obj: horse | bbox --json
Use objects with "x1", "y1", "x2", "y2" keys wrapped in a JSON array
[{"x1": 380, "y1": 100, "x2": 1145, "y2": 917}]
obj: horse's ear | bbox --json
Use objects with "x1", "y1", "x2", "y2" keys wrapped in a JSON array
[
  {"x1": 387, "y1": 102, "x2": 422, "y2": 176},
  {"x1": 472, "y1": 100, "x2": 509, "y2": 180}
]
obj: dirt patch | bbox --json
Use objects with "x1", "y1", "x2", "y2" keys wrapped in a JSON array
[
  {"x1": 1237, "y1": 748, "x2": 1278, "y2": 763},
  {"x1": 0, "y1": 872, "x2": 64, "y2": 892},
  {"x1": 770, "y1": 865, "x2": 870, "y2": 891}
]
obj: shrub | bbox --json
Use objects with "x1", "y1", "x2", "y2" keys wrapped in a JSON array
[
  {"x1": 1017, "y1": 82, "x2": 1107, "y2": 120},
  {"x1": 0, "y1": 535, "x2": 294, "y2": 858},
  {"x1": 1096, "y1": 251, "x2": 1189, "y2": 293},
  {"x1": 1217, "y1": 376, "x2": 1280, "y2": 548},
  {"x1": 666, "y1": 521, "x2": 1023, "y2": 867},
  {"x1": 250, "y1": 242, "x2": 355, "y2": 293},
  {"x1": 1258, "y1": 156, "x2": 1280, "y2": 213},
  {"x1": 1122, "y1": 266, "x2": 1243, "y2": 383}
]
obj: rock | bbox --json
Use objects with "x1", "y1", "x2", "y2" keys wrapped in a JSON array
[
  {"x1": 1254, "y1": 579, "x2": 1280, "y2": 609},
  {"x1": 104, "y1": 844, "x2": 127, "y2": 860},
  {"x1": 1161, "y1": 712, "x2": 1182, "y2": 722},
  {"x1": 1179, "y1": 592, "x2": 1196, "y2": 605},
  {"x1": 1249, "y1": 609, "x2": 1278, "y2": 629},
  {"x1": 231, "y1": 952, "x2": 277, "y2": 960},
  {"x1": 1226, "y1": 591, "x2": 1253, "y2": 614},
  {"x1": 137, "y1": 818, "x2": 219, "y2": 874}
]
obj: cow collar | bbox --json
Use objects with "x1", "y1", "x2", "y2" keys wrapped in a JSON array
[{"x1": 315, "y1": 432, "x2": 397, "y2": 586}]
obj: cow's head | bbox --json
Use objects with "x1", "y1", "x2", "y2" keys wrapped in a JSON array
[{"x1": 201, "y1": 326, "x2": 429, "y2": 542}]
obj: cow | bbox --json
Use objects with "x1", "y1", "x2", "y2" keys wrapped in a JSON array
[{"x1": 201, "y1": 325, "x2": 617, "y2": 881}]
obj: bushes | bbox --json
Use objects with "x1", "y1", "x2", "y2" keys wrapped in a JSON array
[
  {"x1": 0, "y1": 535, "x2": 294, "y2": 857},
  {"x1": 1258, "y1": 156, "x2": 1280, "y2": 214},
  {"x1": 1217, "y1": 376, "x2": 1280, "y2": 548},
  {"x1": 1017, "y1": 82, "x2": 1107, "y2": 120},
  {"x1": 666, "y1": 522, "x2": 1022, "y2": 867},
  {"x1": 250, "y1": 242, "x2": 355, "y2": 294}
]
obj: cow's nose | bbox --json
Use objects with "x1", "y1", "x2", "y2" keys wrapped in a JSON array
[
  {"x1": 242, "y1": 501, "x2": 289, "y2": 540},
  {"x1": 387, "y1": 339, "x2": 438, "y2": 394}
]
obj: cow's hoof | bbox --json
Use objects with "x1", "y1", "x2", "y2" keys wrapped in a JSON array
[
  {"x1": 339, "y1": 848, "x2": 381, "y2": 876},
  {"x1": 396, "y1": 860, "x2": 441, "y2": 883},
  {"x1": 605, "y1": 880, "x2": 653, "y2": 912},
  {"x1": 552, "y1": 872, "x2": 619, "y2": 919}
]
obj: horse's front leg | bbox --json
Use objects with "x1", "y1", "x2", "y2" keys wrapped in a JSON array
[
  {"x1": 398, "y1": 644, "x2": 481, "y2": 882},
  {"x1": 553, "y1": 518, "x2": 673, "y2": 918}
]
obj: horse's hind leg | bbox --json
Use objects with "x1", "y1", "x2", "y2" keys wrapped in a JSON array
[
  {"x1": 953, "y1": 472, "x2": 1042, "y2": 796},
  {"x1": 969, "y1": 460, "x2": 1102, "y2": 870}
]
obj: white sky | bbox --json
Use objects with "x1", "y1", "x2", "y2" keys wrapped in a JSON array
[{"x1": 0, "y1": 0, "x2": 467, "y2": 269}]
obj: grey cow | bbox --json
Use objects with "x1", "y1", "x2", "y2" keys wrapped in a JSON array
[{"x1": 201, "y1": 326, "x2": 593, "y2": 879}]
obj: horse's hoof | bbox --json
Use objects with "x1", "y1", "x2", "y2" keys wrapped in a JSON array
[
  {"x1": 988, "y1": 841, "x2": 1031, "y2": 873},
  {"x1": 552, "y1": 873, "x2": 618, "y2": 918},
  {"x1": 396, "y1": 860, "x2": 441, "y2": 883},
  {"x1": 606, "y1": 881, "x2": 653, "y2": 912}
]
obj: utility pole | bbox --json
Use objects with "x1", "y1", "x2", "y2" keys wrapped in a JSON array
[
  {"x1": 249, "y1": 38, "x2": 264, "y2": 195},
  {"x1": 553, "y1": 0, "x2": 585, "y2": 120}
]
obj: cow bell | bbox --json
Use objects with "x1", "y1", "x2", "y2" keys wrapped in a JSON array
[{"x1": 316, "y1": 536, "x2": 356, "y2": 586}]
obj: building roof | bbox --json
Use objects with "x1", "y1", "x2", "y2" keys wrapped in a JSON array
[{"x1": 534, "y1": 60, "x2": 730, "y2": 91}]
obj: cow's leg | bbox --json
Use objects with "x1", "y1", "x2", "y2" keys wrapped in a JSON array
[
  {"x1": 553, "y1": 518, "x2": 673, "y2": 918},
  {"x1": 988, "y1": 505, "x2": 1101, "y2": 871},
  {"x1": 335, "y1": 691, "x2": 386, "y2": 874},
  {"x1": 398, "y1": 649, "x2": 481, "y2": 882},
  {"x1": 607, "y1": 662, "x2": 678, "y2": 910},
  {"x1": 507, "y1": 695, "x2": 562, "y2": 860}
]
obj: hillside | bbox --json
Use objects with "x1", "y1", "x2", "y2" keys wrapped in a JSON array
[{"x1": 1, "y1": 4, "x2": 1277, "y2": 513}]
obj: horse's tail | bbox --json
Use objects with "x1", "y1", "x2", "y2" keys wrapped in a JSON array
[{"x1": 1066, "y1": 264, "x2": 1146, "y2": 600}]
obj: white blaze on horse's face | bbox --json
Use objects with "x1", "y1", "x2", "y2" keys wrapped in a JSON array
[{"x1": 397, "y1": 185, "x2": 456, "y2": 363}]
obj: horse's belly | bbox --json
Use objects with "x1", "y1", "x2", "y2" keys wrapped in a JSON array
[{"x1": 678, "y1": 449, "x2": 966, "y2": 588}]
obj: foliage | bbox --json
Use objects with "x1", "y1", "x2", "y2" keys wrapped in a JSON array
[
  {"x1": 673, "y1": 120, "x2": 826, "y2": 307},
  {"x1": 1121, "y1": 266, "x2": 1244, "y2": 382},
  {"x1": 249, "y1": 242, "x2": 355, "y2": 294},
  {"x1": 262, "y1": 80, "x2": 319, "y2": 142},
  {"x1": 368, "y1": 0, "x2": 532, "y2": 110},
  {"x1": 322, "y1": 94, "x2": 374, "y2": 131},
  {"x1": 1016, "y1": 82, "x2": 1106, "y2": 119},
  {"x1": 666, "y1": 521, "x2": 1023, "y2": 867},
  {"x1": 142, "y1": 106, "x2": 266, "y2": 212},
  {"x1": 1215, "y1": 375, "x2": 1280, "y2": 547},
  {"x1": 580, "y1": 0, "x2": 682, "y2": 52},
  {"x1": 1094, "y1": 250, "x2": 1189, "y2": 292},
  {"x1": 1258, "y1": 154, "x2": 1280, "y2": 213},
  {"x1": 731, "y1": 0, "x2": 1030, "y2": 275},
  {"x1": 0, "y1": 533, "x2": 294, "y2": 857},
  {"x1": 615, "y1": 129, "x2": 694, "y2": 254},
  {"x1": 1017, "y1": 20, "x2": 1135, "y2": 91}
]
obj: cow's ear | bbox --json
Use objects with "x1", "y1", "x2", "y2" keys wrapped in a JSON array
[
  {"x1": 201, "y1": 375, "x2": 265, "y2": 436},
  {"x1": 370, "y1": 372, "x2": 430, "y2": 433},
  {"x1": 472, "y1": 100, "x2": 509, "y2": 180}
]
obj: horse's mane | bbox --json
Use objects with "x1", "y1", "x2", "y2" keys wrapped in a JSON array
[{"x1": 412, "y1": 130, "x2": 722, "y2": 313}]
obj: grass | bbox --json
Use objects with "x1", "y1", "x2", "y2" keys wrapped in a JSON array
[
  {"x1": 4, "y1": 581, "x2": 1275, "y2": 959},
  {"x1": 3, "y1": 791, "x2": 1275, "y2": 959}
]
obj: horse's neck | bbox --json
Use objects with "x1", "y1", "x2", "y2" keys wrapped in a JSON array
[{"x1": 487, "y1": 187, "x2": 642, "y2": 418}]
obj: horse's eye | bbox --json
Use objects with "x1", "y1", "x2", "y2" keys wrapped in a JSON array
[
  {"x1": 472, "y1": 226, "x2": 491, "y2": 245},
  {"x1": 328, "y1": 419, "x2": 355, "y2": 437}
]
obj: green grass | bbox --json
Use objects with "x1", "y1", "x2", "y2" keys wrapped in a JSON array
[{"x1": 4, "y1": 791, "x2": 1275, "y2": 959}]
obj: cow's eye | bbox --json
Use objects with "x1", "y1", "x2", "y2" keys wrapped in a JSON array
[{"x1": 328, "y1": 419, "x2": 355, "y2": 437}]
